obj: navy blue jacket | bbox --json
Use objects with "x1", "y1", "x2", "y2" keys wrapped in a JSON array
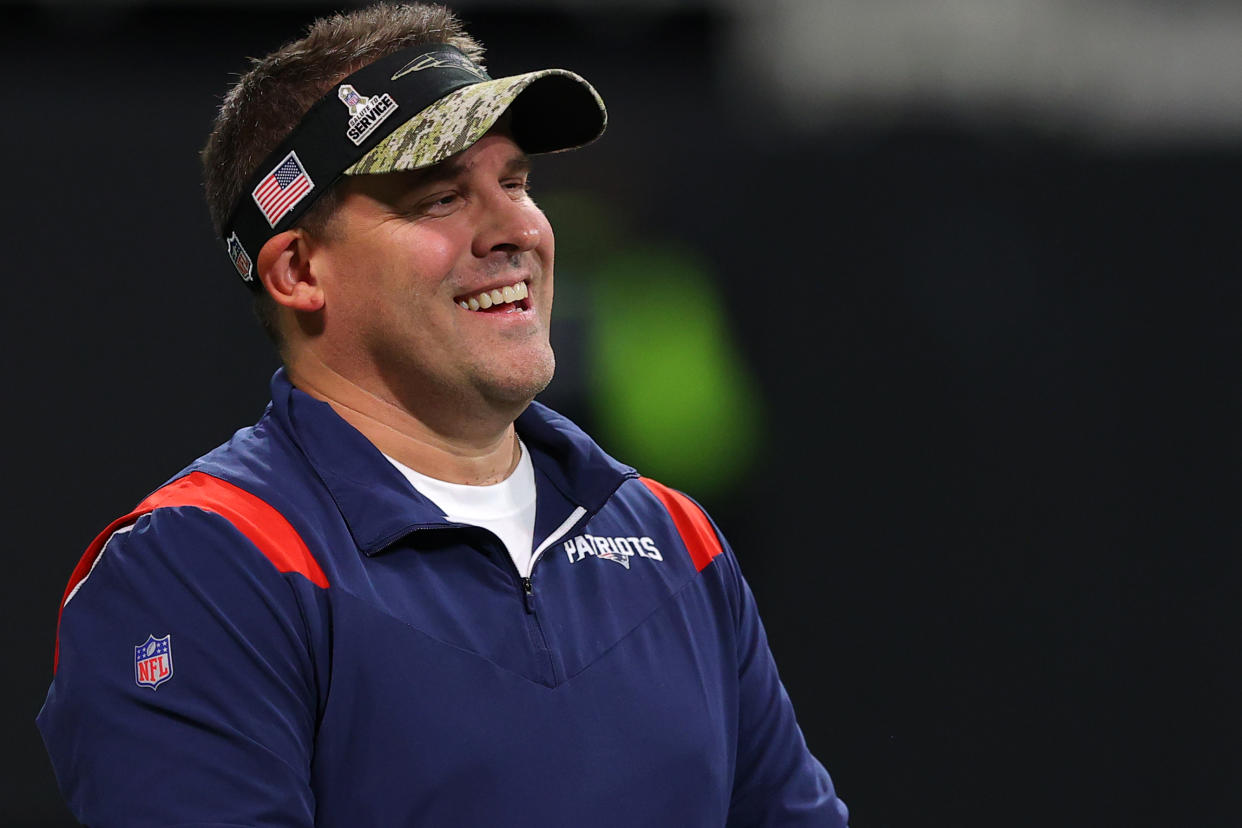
[{"x1": 39, "y1": 370, "x2": 848, "y2": 827}]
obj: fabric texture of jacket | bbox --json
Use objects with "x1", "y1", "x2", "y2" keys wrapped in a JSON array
[{"x1": 38, "y1": 369, "x2": 848, "y2": 827}]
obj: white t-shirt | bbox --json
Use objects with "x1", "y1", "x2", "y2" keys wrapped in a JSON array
[{"x1": 384, "y1": 439, "x2": 538, "y2": 577}]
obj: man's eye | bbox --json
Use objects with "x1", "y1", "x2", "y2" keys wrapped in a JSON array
[{"x1": 409, "y1": 193, "x2": 457, "y2": 215}]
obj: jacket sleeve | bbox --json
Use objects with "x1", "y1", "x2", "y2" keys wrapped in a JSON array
[
  {"x1": 722, "y1": 538, "x2": 851, "y2": 828},
  {"x1": 37, "y1": 506, "x2": 322, "y2": 827}
]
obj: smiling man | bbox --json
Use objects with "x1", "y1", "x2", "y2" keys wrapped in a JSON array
[
  {"x1": 37, "y1": 3, "x2": 849, "y2": 826},
  {"x1": 270, "y1": 131, "x2": 557, "y2": 483}
]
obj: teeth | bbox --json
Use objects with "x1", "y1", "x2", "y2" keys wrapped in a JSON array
[{"x1": 458, "y1": 281, "x2": 528, "y2": 312}]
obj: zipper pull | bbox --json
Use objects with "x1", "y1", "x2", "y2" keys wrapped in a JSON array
[{"x1": 521, "y1": 576, "x2": 535, "y2": 613}]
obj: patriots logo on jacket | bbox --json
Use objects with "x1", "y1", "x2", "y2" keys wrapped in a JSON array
[
  {"x1": 596, "y1": 544, "x2": 630, "y2": 569},
  {"x1": 134, "y1": 634, "x2": 173, "y2": 690},
  {"x1": 564, "y1": 534, "x2": 663, "y2": 568}
]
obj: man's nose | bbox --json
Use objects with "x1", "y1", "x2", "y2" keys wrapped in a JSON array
[{"x1": 472, "y1": 188, "x2": 544, "y2": 258}]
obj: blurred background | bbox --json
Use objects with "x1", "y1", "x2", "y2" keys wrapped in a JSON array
[{"x1": 3, "y1": 0, "x2": 1240, "y2": 825}]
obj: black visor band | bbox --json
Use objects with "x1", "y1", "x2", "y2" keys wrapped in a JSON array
[{"x1": 221, "y1": 44, "x2": 493, "y2": 290}]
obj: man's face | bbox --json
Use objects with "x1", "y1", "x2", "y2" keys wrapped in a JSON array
[{"x1": 306, "y1": 130, "x2": 556, "y2": 421}]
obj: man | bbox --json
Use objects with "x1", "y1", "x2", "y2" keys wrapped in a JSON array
[{"x1": 38, "y1": 3, "x2": 849, "y2": 825}]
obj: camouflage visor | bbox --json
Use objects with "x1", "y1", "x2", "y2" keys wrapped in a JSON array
[{"x1": 221, "y1": 44, "x2": 606, "y2": 289}]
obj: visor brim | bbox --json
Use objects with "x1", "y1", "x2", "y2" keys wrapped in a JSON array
[{"x1": 344, "y1": 69, "x2": 606, "y2": 175}]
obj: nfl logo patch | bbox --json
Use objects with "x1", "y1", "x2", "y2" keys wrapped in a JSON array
[
  {"x1": 134, "y1": 634, "x2": 174, "y2": 690},
  {"x1": 226, "y1": 232, "x2": 253, "y2": 282},
  {"x1": 338, "y1": 83, "x2": 362, "y2": 112}
]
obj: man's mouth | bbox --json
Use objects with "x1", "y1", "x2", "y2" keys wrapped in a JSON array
[{"x1": 456, "y1": 280, "x2": 531, "y2": 313}]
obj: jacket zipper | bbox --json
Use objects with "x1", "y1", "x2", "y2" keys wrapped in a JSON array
[
  {"x1": 517, "y1": 505, "x2": 588, "y2": 608},
  {"x1": 514, "y1": 504, "x2": 590, "y2": 685}
]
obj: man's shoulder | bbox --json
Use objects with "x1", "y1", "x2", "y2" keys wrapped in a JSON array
[
  {"x1": 56, "y1": 409, "x2": 330, "y2": 634},
  {"x1": 104, "y1": 405, "x2": 328, "y2": 558},
  {"x1": 159, "y1": 403, "x2": 317, "y2": 509},
  {"x1": 180, "y1": 409, "x2": 292, "y2": 484}
]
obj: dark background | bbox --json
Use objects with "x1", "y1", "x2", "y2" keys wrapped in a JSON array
[{"x1": 3, "y1": 2, "x2": 1239, "y2": 826}]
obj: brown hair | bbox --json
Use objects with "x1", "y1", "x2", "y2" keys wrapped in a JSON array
[{"x1": 200, "y1": 2, "x2": 485, "y2": 349}]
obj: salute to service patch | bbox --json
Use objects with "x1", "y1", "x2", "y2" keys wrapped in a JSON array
[{"x1": 339, "y1": 84, "x2": 400, "y2": 146}]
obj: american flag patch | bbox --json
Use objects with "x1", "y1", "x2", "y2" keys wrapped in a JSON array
[{"x1": 252, "y1": 151, "x2": 314, "y2": 228}]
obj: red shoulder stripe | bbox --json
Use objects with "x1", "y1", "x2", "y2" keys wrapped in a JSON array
[
  {"x1": 131, "y1": 472, "x2": 329, "y2": 589},
  {"x1": 640, "y1": 477, "x2": 723, "y2": 572},
  {"x1": 55, "y1": 471, "x2": 327, "y2": 672}
]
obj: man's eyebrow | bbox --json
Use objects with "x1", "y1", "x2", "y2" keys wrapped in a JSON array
[
  {"x1": 503, "y1": 153, "x2": 533, "y2": 176},
  {"x1": 414, "y1": 150, "x2": 532, "y2": 185}
]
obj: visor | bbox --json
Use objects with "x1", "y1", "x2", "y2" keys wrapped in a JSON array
[{"x1": 222, "y1": 44, "x2": 606, "y2": 288}]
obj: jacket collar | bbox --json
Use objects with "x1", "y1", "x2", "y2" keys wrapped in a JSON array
[{"x1": 267, "y1": 369, "x2": 635, "y2": 556}]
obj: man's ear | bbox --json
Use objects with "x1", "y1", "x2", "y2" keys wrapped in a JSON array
[{"x1": 257, "y1": 229, "x2": 325, "y2": 312}]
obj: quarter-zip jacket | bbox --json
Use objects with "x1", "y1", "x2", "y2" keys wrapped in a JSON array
[{"x1": 38, "y1": 370, "x2": 848, "y2": 827}]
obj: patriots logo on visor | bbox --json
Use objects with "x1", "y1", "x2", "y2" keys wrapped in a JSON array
[{"x1": 390, "y1": 50, "x2": 487, "y2": 82}]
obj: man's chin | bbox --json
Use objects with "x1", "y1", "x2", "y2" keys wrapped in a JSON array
[
  {"x1": 489, "y1": 369, "x2": 555, "y2": 410},
  {"x1": 474, "y1": 349, "x2": 555, "y2": 409}
]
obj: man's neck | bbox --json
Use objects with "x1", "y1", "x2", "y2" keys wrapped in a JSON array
[{"x1": 286, "y1": 354, "x2": 523, "y2": 486}]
